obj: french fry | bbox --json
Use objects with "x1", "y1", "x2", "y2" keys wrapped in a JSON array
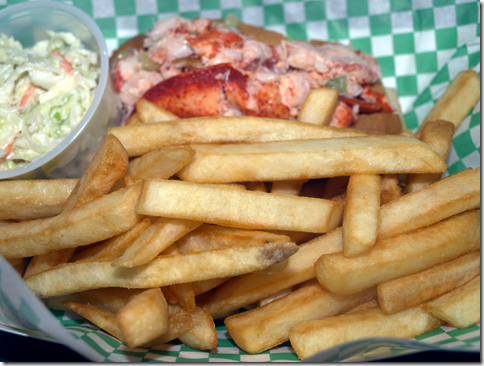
[
  {"x1": 246, "y1": 181, "x2": 268, "y2": 192},
  {"x1": 69, "y1": 241, "x2": 111, "y2": 262},
  {"x1": 25, "y1": 241, "x2": 298, "y2": 298},
  {"x1": 24, "y1": 134, "x2": 130, "y2": 277},
  {"x1": 203, "y1": 227, "x2": 344, "y2": 319},
  {"x1": 135, "y1": 179, "x2": 343, "y2": 234},
  {"x1": 159, "y1": 244, "x2": 196, "y2": 312},
  {"x1": 344, "y1": 298, "x2": 379, "y2": 314},
  {"x1": 0, "y1": 183, "x2": 143, "y2": 259},
  {"x1": 423, "y1": 276, "x2": 480, "y2": 329},
  {"x1": 90, "y1": 218, "x2": 152, "y2": 261},
  {"x1": 140, "y1": 310, "x2": 194, "y2": 348},
  {"x1": 380, "y1": 174, "x2": 404, "y2": 205},
  {"x1": 270, "y1": 179, "x2": 308, "y2": 196},
  {"x1": 136, "y1": 98, "x2": 179, "y2": 123},
  {"x1": 0, "y1": 179, "x2": 78, "y2": 221},
  {"x1": 116, "y1": 288, "x2": 169, "y2": 348},
  {"x1": 127, "y1": 145, "x2": 196, "y2": 180},
  {"x1": 177, "y1": 135, "x2": 447, "y2": 183},
  {"x1": 354, "y1": 113, "x2": 403, "y2": 135},
  {"x1": 315, "y1": 210, "x2": 480, "y2": 295},
  {"x1": 418, "y1": 69, "x2": 480, "y2": 134},
  {"x1": 406, "y1": 120, "x2": 455, "y2": 193},
  {"x1": 224, "y1": 280, "x2": 376, "y2": 354},
  {"x1": 297, "y1": 87, "x2": 339, "y2": 126},
  {"x1": 378, "y1": 251, "x2": 480, "y2": 315},
  {"x1": 126, "y1": 113, "x2": 141, "y2": 125},
  {"x1": 177, "y1": 305, "x2": 218, "y2": 350},
  {"x1": 342, "y1": 174, "x2": 381, "y2": 257},
  {"x1": 192, "y1": 278, "x2": 232, "y2": 296},
  {"x1": 108, "y1": 116, "x2": 373, "y2": 157},
  {"x1": 63, "y1": 300, "x2": 126, "y2": 342},
  {"x1": 378, "y1": 167, "x2": 480, "y2": 241},
  {"x1": 288, "y1": 305, "x2": 445, "y2": 360},
  {"x1": 258, "y1": 287, "x2": 293, "y2": 307},
  {"x1": 112, "y1": 217, "x2": 203, "y2": 268},
  {"x1": 175, "y1": 224, "x2": 291, "y2": 254}
]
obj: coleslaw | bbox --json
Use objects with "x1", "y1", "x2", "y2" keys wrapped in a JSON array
[{"x1": 0, "y1": 31, "x2": 100, "y2": 171}]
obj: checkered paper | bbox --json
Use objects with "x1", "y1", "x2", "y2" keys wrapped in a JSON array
[{"x1": 0, "y1": 0, "x2": 480, "y2": 362}]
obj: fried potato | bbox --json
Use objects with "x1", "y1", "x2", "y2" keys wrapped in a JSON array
[
  {"x1": 378, "y1": 167, "x2": 480, "y2": 241},
  {"x1": 177, "y1": 305, "x2": 218, "y2": 350},
  {"x1": 126, "y1": 113, "x2": 141, "y2": 125},
  {"x1": 289, "y1": 305, "x2": 444, "y2": 360},
  {"x1": 224, "y1": 280, "x2": 376, "y2": 354},
  {"x1": 116, "y1": 288, "x2": 169, "y2": 348},
  {"x1": 127, "y1": 145, "x2": 195, "y2": 180},
  {"x1": 203, "y1": 227, "x2": 344, "y2": 319},
  {"x1": 419, "y1": 69, "x2": 480, "y2": 133},
  {"x1": 192, "y1": 278, "x2": 232, "y2": 296},
  {"x1": 297, "y1": 87, "x2": 339, "y2": 126},
  {"x1": 406, "y1": 120, "x2": 455, "y2": 193},
  {"x1": 270, "y1": 179, "x2": 307, "y2": 196},
  {"x1": 380, "y1": 174, "x2": 404, "y2": 205},
  {"x1": 112, "y1": 217, "x2": 203, "y2": 267},
  {"x1": 63, "y1": 300, "x2": 126, "y2": 342},
  {"x1": 315, "y1": 210, "x2": 480, "y2": 295},
  {"x1": 0, "y1": 183, "x2": 143, "y2": 259},
  {"x1": 140, "y1": 310, "x2": 194, "y2": 348},
  {"x1": 423, "y1": 276, "x2": 480, "y2": 329},
  {"x1": 90, "y1": 218, "x2": 152, "y2": 261},
  {"x1": 25, "y1": 242, "x2": 298, "y2": 298},
  {"x1": 342, "y1": 174, "x2": 381, "y2": 257},
  {"x1": 177, "y1": 135, "x2": 447, "y2": 183},
  {"x1": 108, "y1": 116, "x2": 373, "y2": 157},
  {"x1": 378, "y1": 251, "x2": 480, "y2": 315},
  {"x1": 354, "y1": 113, "x2": 403, "y2": 135},
  {"x1": 175, "y1": 224, "x2": 291, "y2": 254},
  {"x1": 135, "y1": 179, "x2": 343, "y2": 234},
  {"x1": 0, "y1": 179, "x2": 77, "y2": 221},
  {"x1": 246, "y1": 181, "x2": 268, "y2": 192},
  {"x1": 136, "y1": 98, "x2": 179, "y2": 123},
  {"x1": 24, "y1": 134, "x2": 130, "y2": 277}
]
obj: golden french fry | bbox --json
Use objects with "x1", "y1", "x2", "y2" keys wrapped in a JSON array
[
  {"x1": 112, "y1": 217, "x2": 203, "y2": 268},
  {"x1": 127, "y1": 145, "x2": 196, "y2": 180},
  {"x1": 378, "y1": 167, "x2": 480, "y2": 241},
  {"x1": 289, "y1": 305, "x2": 444, "y2": 360},
  {"x1": 203, "y1": 227, "x2": 344, "y2": 319},
  {"x1": 380, "y1": 174, "x2": 403, "y2": 205},
  {"x1": 270, "y1": 179, "x2": 308, "y2": 196},
  {"x1": 63, "y1": 300, "x2": 126, "y2": 342},
  {"x1": 177, "y1": 305, "x2": 218, "y2": 350},
  {"x1": 0, "y1": 179, "x2": 78, "y2": 221},
  {"x1": 246, "y1": 181, "x2": 268, "y2": 192},
  {"x1": 175, "y1": 224, "x2": 291, "y2": 254},
  {"x1": 344, "y1": 298, "x2": 379, "y2": 314},
  {"x1": 126, "y1": 113, "x2": 141, "y2": 125},
  {"x1": 0, "y1": 183, "x2": 143, "y2": 259},
  {"x1": 297, "y1": 87, "x2": 339, "y2": 126},
  {"x1": 424, "y1": 276, "x2": 480, "y2": 329},
  {"x1": 419, "y1": 69, "x2": 480, "y2": 133},
  {"x1": 25, "y1": 134, "x2": 130, "y2": 277},
  {"x1": 90, "y1": 218, "x2": 152, "y2": 261},
  {"x1": 378, "y1": 251, "x2": 480, "y2": 315},
  {"x1": 136, "y1": 179, "x2": 343, "y2": 234},
  {"x1": 69, "y1": 241, "x2": 111, "y2": 262},
  {"x1": 192, "y1": 278, "x2": 232, "y2": 296},
  {"x1": 136, "y1": 98, "x2": 179, "y2": 123},
  {"x1": 315, "y1": 210, "x2": 480, "y2": 295},
  {"x1": 116, "y1": 288, "x2": 169, "y2": 348},
  {"x1": 342, "y1": 174, "x2": 381, "y2": 257},
  {"x1": 25, "y1": 241, "x2": 298, "y2": 298},
  {"x1": 140, "y1": 310, "x2": 194, "y2": 348},
  {"x1": 258, "y1": 287, "x2": 293, "y2": 307},
  {"x1": 225, "y1": 280, "x2": 376, "y2": 354},
  {"x1": 406, "y1": 120, "x2": 455, "y2": 193},
  {"x1": 108, "y1": 116, "x2": 373, "y2": 157},
  {"x1": 177, "y1": 135, "x2": 447, "y2": 183}
]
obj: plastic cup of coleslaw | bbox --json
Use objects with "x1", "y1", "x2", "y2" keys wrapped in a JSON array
[{"x1": 0, "y1": 1, "x2": 118, "y2": 180}]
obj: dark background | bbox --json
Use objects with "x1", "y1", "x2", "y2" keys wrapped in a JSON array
[{"x1": 0, "y1": 329, "x2": 480, "y2": 362}]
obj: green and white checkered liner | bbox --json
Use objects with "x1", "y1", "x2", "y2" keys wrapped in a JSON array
[{"x1": 0, "y1": 0, "x2": 480, "y2": 362}]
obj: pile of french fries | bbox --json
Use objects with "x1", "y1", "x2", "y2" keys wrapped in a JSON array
[{"x1": 0, "y1": 69, "x2": 480, "y2": 360}]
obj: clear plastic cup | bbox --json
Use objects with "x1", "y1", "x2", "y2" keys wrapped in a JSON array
[{"x1": 0, "y1": 1, "x2": 118, "y2": 180}]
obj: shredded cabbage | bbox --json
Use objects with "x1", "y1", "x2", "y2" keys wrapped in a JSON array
[{"x1": 0, "y1": 32, "x2": 100, "y2": 171}]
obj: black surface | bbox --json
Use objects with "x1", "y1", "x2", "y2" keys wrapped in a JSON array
[{"x1": 0, "y1": 329, "x2": 480, "y2": 362}]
